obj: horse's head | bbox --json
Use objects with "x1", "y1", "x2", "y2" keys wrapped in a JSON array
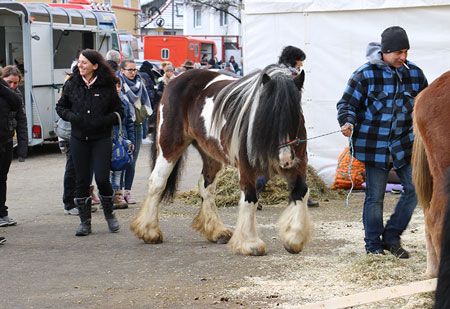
[{"x1": 247, "y1": 64, "x2": 306, "y2": 172}]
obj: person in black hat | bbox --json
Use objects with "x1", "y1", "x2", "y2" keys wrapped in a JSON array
[{"x1": 337, "y1": 26, "x2": 428, "y2": 258}]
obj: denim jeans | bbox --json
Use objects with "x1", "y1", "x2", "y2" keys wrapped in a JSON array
[
  {"x1": 123, "y1": 123, "x2": 142, "y2": 190},
  {"x1": 363, "y1": 164, "x2": 417, "y2": 252},
  {"x1": 110, "y1": 170, "x2": 122, "y2": 191}
]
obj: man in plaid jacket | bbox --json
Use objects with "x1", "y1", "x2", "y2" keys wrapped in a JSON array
[{"x1": 337, "y1": 26, "x2": 428, "y2": 258}]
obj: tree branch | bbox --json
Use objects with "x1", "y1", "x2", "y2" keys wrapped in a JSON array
[{"x1": 189, "y1": 0, "x2": 241, "y2": 23}]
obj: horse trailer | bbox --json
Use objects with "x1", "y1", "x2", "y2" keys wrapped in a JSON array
[{"x1": 0, "y1": 0, "x2": 120, "y2": 146}]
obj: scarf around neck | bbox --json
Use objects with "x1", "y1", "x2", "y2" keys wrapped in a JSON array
[{"x1": 118, "y1": 72, "x2": 153, "y2": 122}]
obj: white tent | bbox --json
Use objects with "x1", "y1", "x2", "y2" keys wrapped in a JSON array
[{"x1": 242, "y1": 0, "x2": 450, "y2": 185}]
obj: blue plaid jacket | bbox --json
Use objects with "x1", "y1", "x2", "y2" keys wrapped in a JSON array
[{"x1": 337, "y1": 43, "x2": 428, "y2": 169}]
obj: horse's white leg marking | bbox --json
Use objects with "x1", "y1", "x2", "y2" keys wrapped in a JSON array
[
  {"x1": 192, "y1": 175, "x2": 233, "y2": 243},
  {"x1": 425, "y1": 224, "x2": 439, "y2": 278},
  {"x1": 278, "y1": 189, "x2": 312, "y2": 254},
  {"x1": 131, "y1": 153, "x2": 176, "y2": 243},
  {"x1": 228, "y1": 192, "x2": 266, "y2": 255}
]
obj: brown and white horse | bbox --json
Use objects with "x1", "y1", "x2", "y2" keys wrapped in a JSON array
[
  {"x1": 412, "y1": 71, "x2": 450, "y2": 277},
  {"x1": 131, "y1": 64, "x2": 311, "y2": 256}
]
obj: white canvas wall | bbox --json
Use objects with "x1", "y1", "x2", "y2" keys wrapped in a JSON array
[{"x1": 242, "y1": 1, "x2": 450, "y2": 184}]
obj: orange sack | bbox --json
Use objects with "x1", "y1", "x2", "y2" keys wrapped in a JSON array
[{"x1": 332, "y1": 147, "x2": 365, "y2": 190}]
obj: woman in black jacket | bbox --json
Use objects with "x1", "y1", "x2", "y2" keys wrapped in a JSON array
[
  {"x1": 0, "y1": 68, "x2": 27, "y2": 228},
  {"x1": 56, "y1": 49, "x2": 123, "y2": 236}
]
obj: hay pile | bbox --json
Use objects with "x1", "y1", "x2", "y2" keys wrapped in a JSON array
[{"x1": 177, "y1": 165, "x2": 342, "y2": 207}]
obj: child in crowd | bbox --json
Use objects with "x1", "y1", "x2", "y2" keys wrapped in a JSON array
[{"x1": 111, "y1": 77, "x2": 135, "y2": 209}]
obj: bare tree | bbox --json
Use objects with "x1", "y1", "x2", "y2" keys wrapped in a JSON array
[{"x1": 186, "y1": 0, "x2": 242, "y2": 23}]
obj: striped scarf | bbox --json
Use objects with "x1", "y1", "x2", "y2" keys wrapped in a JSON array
[{"x1": 118, "y1": 72, "x2": 152, "y2": 122}]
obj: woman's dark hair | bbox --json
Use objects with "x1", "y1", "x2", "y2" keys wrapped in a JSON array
[
  {"x1": 77, "y1": 49, "x2": 115, "y2": 86},
  {"x1": 278, "y1": 46, "x2": 306, "y2": 67},
  {"x1": 119, "y1": 59, "x2": 135, "y2": 70},
  {"x1": 139, "y1": 60, "x2": 156, "y2": 82}
]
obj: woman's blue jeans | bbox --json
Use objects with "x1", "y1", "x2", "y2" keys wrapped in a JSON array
[{"x1": 363, "y1": 164, "x2": 417, "y2": 252}]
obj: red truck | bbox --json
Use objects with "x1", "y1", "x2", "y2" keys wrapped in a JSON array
[{"x1": 143, "y1": 35, "x2": 217, "y2": 67}]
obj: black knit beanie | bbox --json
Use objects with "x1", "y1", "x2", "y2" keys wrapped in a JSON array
[{"x1": 381, "y1": 26, "x2": 410, "y2": 53}]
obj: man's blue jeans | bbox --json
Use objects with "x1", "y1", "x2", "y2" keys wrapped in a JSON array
[{"x1": 363, "y1": 164, "x2": 417, "y2": 252}]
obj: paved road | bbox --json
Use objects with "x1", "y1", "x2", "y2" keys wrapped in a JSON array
[{"x1": 1, "y1": 144, "x2": 430, "y2": 308}]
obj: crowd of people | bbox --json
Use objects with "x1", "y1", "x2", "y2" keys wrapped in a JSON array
[{"x1": 0, "y1": 26, "x2": 430, "y2": 266}]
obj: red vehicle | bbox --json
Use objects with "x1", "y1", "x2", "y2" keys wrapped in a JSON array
[{"x1": 143, "y1": 35, "x2": 216, "y2": 67}]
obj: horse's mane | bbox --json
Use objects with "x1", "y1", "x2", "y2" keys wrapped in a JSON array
[{"x1": 211, "y1": 64, "x2": 302, "y2": 172}]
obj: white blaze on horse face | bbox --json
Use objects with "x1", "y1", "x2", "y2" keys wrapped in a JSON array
[
  {"x1": 203, "y1": 74, "x2": 236, "y2": 90},
  {"x1": 279, "y1": 143, "x2": 294, "y2": 169}
]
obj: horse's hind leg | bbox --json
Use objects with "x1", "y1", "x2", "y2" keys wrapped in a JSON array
[
  {"x1": 278, "y1": 173, "x2": 312, "y2": 254},
  {"x1": 192, "y1": 150, "x2": 233, "y2": 244},
  {"x1": 130, "y1": 152, "x2": 178, "y2": 244},
  {"x1": 228, "y1": 171, "x2": 266, "y2": 256},
  {"x1": 424, "y1": 222, "x2": 439, "y2": 278}
]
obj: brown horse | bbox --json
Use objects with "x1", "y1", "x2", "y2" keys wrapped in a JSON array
[
  {"x1": 412, "y1": 71, "x2": 450, "y2": 277},
  {"x1": 131, "y1": 64, "x2": 312, "y2": 255}
]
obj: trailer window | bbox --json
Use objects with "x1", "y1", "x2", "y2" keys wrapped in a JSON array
[
  {"x1": 161, "y1": 48, "x2": 169, "y2": 60},
  {"x1": 53, "y1": 30, "x2": 94, "y2": 69}
]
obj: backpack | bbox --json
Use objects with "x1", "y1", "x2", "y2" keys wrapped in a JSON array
[{"x1": 111, "y1": 112, "x2": 132, "y2": 171}]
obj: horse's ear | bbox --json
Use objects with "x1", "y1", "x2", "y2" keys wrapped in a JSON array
[
  {"x1": 294, "y1": 70, "x2": 305, "y2": 91},
  {"x1": 262, "y1": 73, "x2": 271, "y2": 85}
]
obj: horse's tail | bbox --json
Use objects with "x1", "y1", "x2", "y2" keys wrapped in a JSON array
[
  {"x1": 412, "y1": 121, "x2": 433, "y2": 209},
  {"x1": 149, "y1": 121, "x2": 157, "y2": 172},
  {"x1": 161, "y1": 153, "x2": 185, "y2": 202}
]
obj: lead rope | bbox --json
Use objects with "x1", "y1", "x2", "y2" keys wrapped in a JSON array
[
  {"x1": 279, "y1": 128, "x2": 356, "y2": 206},
  {"x1": 345, "y1": 130, "x2": 354, "y2": 207}
]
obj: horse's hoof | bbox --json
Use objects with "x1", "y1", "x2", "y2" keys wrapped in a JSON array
[
  {"x1": 216, "y1": 234, "x2": 232, "y2": 244},
  {"x1": 141, "y1": 231, "x2": 163, "y2": 244},
  {"x1": 143, "y1": 236, "x2": 163, "y2": 244},
  {"x1": 284, "y1": 244, "x2": 302, "y2": 254},
  {"x1": 251, "y1": 246, "x2": 266, "y2": 256},
  {"x1": 215, "y1": 230, "x2": 233, "y2": 244}
]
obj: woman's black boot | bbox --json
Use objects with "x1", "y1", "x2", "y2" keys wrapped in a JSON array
[
  {"x1": 74, "y1": 197, "x2": 92, "y2": 236},
  {"x1": 100, "y1": 195, "x2": 120, "y2": 233}
]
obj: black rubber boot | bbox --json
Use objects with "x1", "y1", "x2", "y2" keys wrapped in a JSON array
[
  {"x1": 100, "y1": 195, "x2": 120, "y2": 233},
  {"x1": 74, "y1": 197, "x2": 92, "y2": 236}
]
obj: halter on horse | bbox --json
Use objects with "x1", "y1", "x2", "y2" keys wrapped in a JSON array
[{"x1": 131, "y1": 64, "x2": 312, "y2": 255}]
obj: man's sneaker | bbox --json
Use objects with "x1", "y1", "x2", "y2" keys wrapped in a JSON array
[
  {"x1": 0, "y1": 216, "x2": 17, "y2": 226},
  {"x1": 0, "y1": 236, "x2": 5, "y2": 244},
  {"x1": 64, "y1": 208, "x2": 79, "y2": 215},
  {"x1": 384, "y1": 244, "x2": 410, "y2": 259},
  {"x1": 124, "y1": 190, "x2": 137, "y2": 204},
  {"x1": 307, "y1": 198, "x2": 320, "y2": 208},
  {"x1": 366, "y1": 248, "x2": 385, "y2": 255}
]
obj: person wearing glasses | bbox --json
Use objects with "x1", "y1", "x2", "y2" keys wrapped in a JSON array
[{"x1": 118, "y1": 60, "x2": 152, "y2": 205}]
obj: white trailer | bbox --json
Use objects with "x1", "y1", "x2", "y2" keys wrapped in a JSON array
[{"x1": 0, "y1": 0, "x2": 120, "y2": 146}]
